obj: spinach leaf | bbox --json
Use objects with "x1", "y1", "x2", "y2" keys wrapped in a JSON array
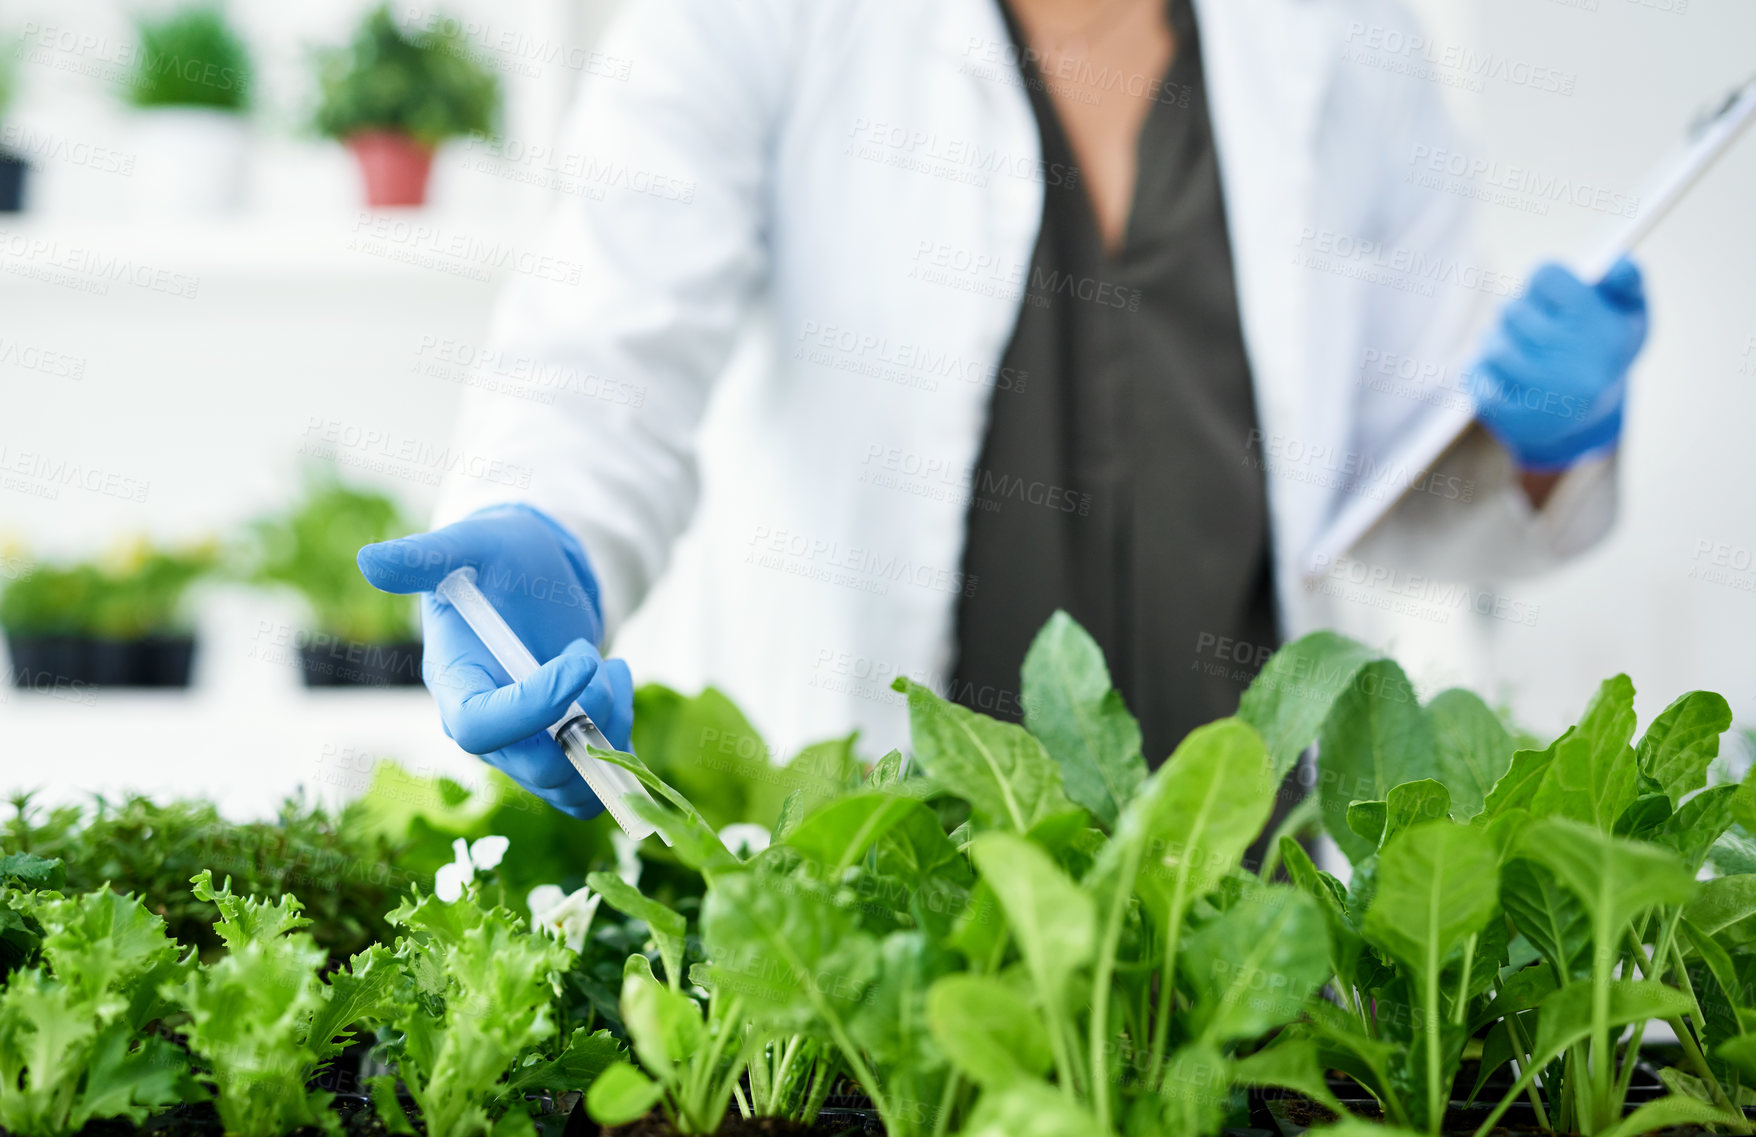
[
  {"x1": 586, "y1": 872, "x2": 689, "y2": 990},
  {"x1": 970, "y1": 833, "x2": 1095, "y2": 1008},
  {"x1": 1318, "y1": 659, "x2": 1433, "y2": 864},
  {"x1": 892, "y1": 678, "x2": 1075, "y2": 833},
  {"x1": 1424, "y1": 689, "x2": 1515, "y2": 821},
  {"x1": 1527, "y1": 675, "x2": 1640, "y2": 830},
  {"x1": 927, "y1": 973, "x2": 1052, "y2": 1088},
  {"x1": 1362, "y1": 821, "x2": 1499, "y2": 1130},
  {"x1": 1636, "y1": 690, "x2": 1733, "y2": 805},
  {"x1": 1020, "y1": 610, "x2": 1146, "y2": 828},
  {"x1": 1236, "y1": 629, "x2": 1382, "y2": 778},
  {"x1": 1181, "y1": 885, "x2": 1327, "y2": 1045}
]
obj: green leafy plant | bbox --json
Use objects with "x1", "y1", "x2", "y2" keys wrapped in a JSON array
[
  {"x1": 371, "y1": 887, "x2": 620, "y2": 1137},
  {"x1": 312, "y1": 5, "x2": 498, "y2": 145},
  {"x1": 244, "y1": 473, "x2": 416, "y2": 643},
  {"x1": 172, "y1": 871, "x2": 398, "y2": 1137},
  {"x1": 1249, "y1": 632, "x2": 1754, "y2": 1137},
  {"x1": 4, "y1": 791, "x2": 413, "y2": 963},
  {"x1": 0, "y1": 854, "x2": 63, "y2": 979},
  {"x1": 0, "y1": 539, "x2": 215, "y2": 638},
  {"x1": 125, "y1": 5, "x2": 251, "y2": 111},
  {"x1": 583, "y1": 867, "x2": 840, "y2": 1133},
  {"x1": 0, "y1": 884, "x2": 195, "y2": 1136},
  {"x1": 5, "y1": 609, "x2": 1751, "y2": 1137},
  {"x1": 586, "y1": 879, "x2": 740, "y2": 1132},
  {"x1": 575, "y1": 613, "x2": 1338, "y2": 1137},
  {"x1": 631, "y1": 684, "x2": 862, "y2": 834}
]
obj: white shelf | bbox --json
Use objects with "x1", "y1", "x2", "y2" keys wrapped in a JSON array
[
  {"x1": 0, "y1": 211, "x2": 545, "y2": 285},
  {"x1": 0, "y1": 681, "x2": 486, "y2": 821},
  {"x1": 0, "y1": 596, "x2": 488, "y2": 821}
]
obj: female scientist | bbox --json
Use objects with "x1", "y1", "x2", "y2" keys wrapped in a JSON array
[{"x1": 359, "y1": 0, "x2": 1647, "y2": 817}]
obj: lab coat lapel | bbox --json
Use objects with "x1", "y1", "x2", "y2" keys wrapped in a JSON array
[{"x1": 1191, "y1": 0, "x2": 1345, "y2": 625}]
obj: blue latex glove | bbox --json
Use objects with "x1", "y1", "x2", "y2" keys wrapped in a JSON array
[
  {"x1": 1470, "y1": 256, "x2": 1648, "y2": 472},
  {"x1": 356, "y1": 503, "x2": 632, "y2": 819}
]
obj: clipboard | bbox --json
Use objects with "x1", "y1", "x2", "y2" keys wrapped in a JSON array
[{"x1": 1303, "y1": 73, "x2": 1756, "y2": 580}]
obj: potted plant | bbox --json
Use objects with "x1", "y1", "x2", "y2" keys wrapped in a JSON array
[
  {"x1": 243, "y1": 473, "x2": 422, "y2": 687},
  {"x1": 0, "y1": 46, "x2": 27, "y2": 212},
  {"x1": 123, "y1": 4, "x2": 253, "y2": 215},
  {"x1": 0, "y1": 538, "x2": 215, "y2": 689},
  {"x1": 312, "y1": 4, "x2": 499, "y2": 208}
]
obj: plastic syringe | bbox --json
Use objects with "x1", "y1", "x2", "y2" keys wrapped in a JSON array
[{"x1": 435, "y1": 566, "x2": 662, "y2": 842}]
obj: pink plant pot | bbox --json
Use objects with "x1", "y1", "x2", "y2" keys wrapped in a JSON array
[{"x1": 346, "y1": 131, "x2": 435, "y2": 208}]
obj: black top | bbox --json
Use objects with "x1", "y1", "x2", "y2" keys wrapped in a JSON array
[{"x1": 950, "y1": 0, "x2": 1278, "y2": 766}]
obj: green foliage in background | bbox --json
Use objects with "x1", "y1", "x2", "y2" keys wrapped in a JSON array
[
  {"x1": 0, "y1": 540, "x2": 216, "y2": 638},
  {"x1": 125, "y1": 5, "x2": 251, "y2": 112},
  {"x1": 2, "y1": 792, "x2": 412, "y2": 964},
  {"x1": 0, "y1": 46, "x2": 17, "y2": 121},
  {"x1": 351, "y1": 760, "x2": 616, "y2": 903},
  {"x1": 243, "y1": 472, "x2": 417, "y2": 643},
  {"x1": 312, "y1": 5, "x2": 499, "y2": 145},
  {"x1": 631, "y1": 684, "x2": 862, "y2": 834}
]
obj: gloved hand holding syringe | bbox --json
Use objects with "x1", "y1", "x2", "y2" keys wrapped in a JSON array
[
  {"x1": 435, "y1": 567, "x2": 662, "y2": 842},
  {"x1": 357, "y1": 503, "x2": 662, "y2": 841}
]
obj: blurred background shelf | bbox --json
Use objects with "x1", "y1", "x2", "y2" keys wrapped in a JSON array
[
  {"x1": 0, "y1": 683, "x2": 478, "y2": 819},
  {"x1": 5, "y1": 0, "x2": 1756, "y2": 821},
  {"x1": 0, "y1": 587, "x2": 481, "y2": 817},
  {"x1": 0, "y1": 212, "x2": 542, "y2": 283}
]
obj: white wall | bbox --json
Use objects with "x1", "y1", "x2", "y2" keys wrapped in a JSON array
[
  {"x1": 3, "y1": 0, "x2": 1754, "y2": 814},
  {"x1": 1353, "y1": 0, "x2": 1756, "y2": 741}
]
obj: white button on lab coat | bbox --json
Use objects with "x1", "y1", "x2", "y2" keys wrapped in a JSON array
[{"x1": 436, "y1": 0, "x2": 1615, "y2": 758}]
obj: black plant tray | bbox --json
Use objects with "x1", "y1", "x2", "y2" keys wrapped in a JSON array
[
  {"x1": 6, "y1": 633, "x2": 195, "y2": 688},
  {"x1": 299, "y1": 639, "x2": 423, "y2": 687},
  {"x1": 1258, "y1": 1069, "x2": 1743, "y2": 1137}
]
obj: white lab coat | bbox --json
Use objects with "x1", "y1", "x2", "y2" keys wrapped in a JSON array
[{"x1": 435, "y1": 0, "x2": 1615, "y2": 757}]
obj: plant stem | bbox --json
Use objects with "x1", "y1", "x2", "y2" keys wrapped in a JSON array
[
  {"x1": 1666, "y1": 1012, "x2": 1743, "y2": 1122},
  {"x1": 931, "y1": 1072, "x2": 961, "y2": 1137},
  {"x1": 1504, "y1": 1012, "x2": 1552, "y2": 1133},
  {"x1": 1560, "y1": 1047, "x2": 1580, "y2": 1136},
  {"x1": 1089, "y1": 868, "x2": 1135, "y2": 1131},
  {"x1": 1453, "y1": 934, "x2": 1478, "y2": 1027},
  {"x1": 1045, "y1": 1002, "x2": 1080, "y2": 1100},
  {"x1": 770, "y1": 1035, "x2": 802, "y2": 1113},
  {"x1": 1472, "y1": 1057, "x2": 1544, "y2": 1137},
  {"x1": 1588, "y1": 918, "x2": 1614, "y2": 1135},
  {"x1": 685, "y1": 995, "x2": 744, "y2": 1130},
  {"x1": 1257, "y1": 795, "x2": 1320, "y2": 880},
  {"x1": 824, "y1": 1016, "x2": 893, "y2": 1135},
  {"x1": 1146, "y1": 900, "x2": 1189, "y2": 1087},
  {"x1": 800, "y1": 1053, "x2": 835, "y2": 1125},
  {"x1": 1425, "y1": 961, "x2": 1443, "y2": 1135},
  {"x1": 1626, "y1": 918, "x2": 1743, "y2": 1125}
]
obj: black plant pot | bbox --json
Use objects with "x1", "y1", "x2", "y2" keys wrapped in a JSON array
[
  {"x1": 137, "y1": 635, "x2": 197, "y2": 686},
  {"x1": 87, "y1": 637, "x2": 139, "y2": 686},
  {"x1": 6, "y1": 634, "x2": 78, "y2": 689},
  {"x1": 0, "y1": 151, "x2": 26, "y2": 212},
  {"x1": 4, "y1": 633, "x2": 196, "y2": 688},
  {"x1": 299, "y1": 638, "x2": 424, "y2": 688}
]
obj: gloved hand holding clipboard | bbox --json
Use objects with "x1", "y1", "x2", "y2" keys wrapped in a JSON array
[{"x1": 1304, "y1": 73, "x2": 1756, "y2": 579}]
